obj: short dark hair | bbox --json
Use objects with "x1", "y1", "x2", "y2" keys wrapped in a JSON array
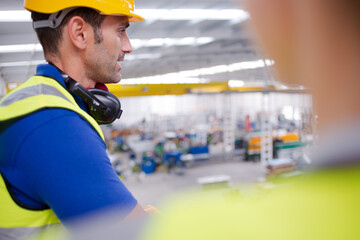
[{"x1": 31, "y1": 8, "x2": 106, "y2": 57}]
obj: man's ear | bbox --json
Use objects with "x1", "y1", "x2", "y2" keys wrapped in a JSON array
[{"x1": 66, "y1": 16, "x2": 91, "y2": 50}]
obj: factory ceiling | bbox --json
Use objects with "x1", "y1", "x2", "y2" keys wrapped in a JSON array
[{"x1": 0, "y1": 0, "x2": 276, "y2": 91}]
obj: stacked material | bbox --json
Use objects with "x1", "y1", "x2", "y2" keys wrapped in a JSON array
[{"x1": 266, "y1": 158, "x2": 295, "y2": 176}]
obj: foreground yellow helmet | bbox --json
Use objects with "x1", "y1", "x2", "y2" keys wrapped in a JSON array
[{"x1": 24, "y1": 0, "x2": 144, "y2": 23}]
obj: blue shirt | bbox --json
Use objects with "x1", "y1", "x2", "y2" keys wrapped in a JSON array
[{"x1": 0, "y1": 64, "x2": 137, "y2": 223}]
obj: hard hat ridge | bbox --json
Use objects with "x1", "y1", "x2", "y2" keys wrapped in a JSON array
[{"x1": 24, "y1": 0, "x2": 145, "y2": 23}]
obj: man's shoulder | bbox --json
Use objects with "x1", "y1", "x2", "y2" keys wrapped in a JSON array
[
  {"x1": 4, "y1": 108, "x2": 85, "y2": 133},
  {"x1": 0, "y1": 108, "x2": 95, "y2": 153}
]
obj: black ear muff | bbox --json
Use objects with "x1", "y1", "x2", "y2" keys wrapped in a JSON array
[
  {"x1": 87, "y1": 88, "x2": 123, "y2": 124},
  {"x1": 64, "y1": 77, "x2": 122, "y2": 125},
  {"x1": 48, "y1": 62, "x2": 123, "y2": 125}
]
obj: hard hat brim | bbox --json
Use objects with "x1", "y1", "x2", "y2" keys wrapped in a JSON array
[{"x1": 109, "y1": 12, "x2": 144, "y2": 23}]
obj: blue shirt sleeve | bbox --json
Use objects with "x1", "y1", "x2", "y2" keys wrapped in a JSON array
[{"x1": 5, "y1": 109, "x2": 137, "y2": 222}]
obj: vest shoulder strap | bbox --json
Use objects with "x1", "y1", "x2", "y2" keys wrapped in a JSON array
[{"x1": 0, "y1": 76, "x2": 105, "y2": 141}]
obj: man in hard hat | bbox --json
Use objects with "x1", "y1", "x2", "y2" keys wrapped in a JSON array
[
  {"x1": 141, "y1": 0, "x2": 360, "y2": 239},
  {"x1": 0, "y1": 0, "x2": 147, "y2": 239}
]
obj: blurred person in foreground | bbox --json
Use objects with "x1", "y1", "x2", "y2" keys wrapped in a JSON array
[
  {"x1": 140, "y1": 0, "x2": 360, "y2": 239},
  {"x1": 0, "y1": 0, "x2": 157, "y2": 239}
]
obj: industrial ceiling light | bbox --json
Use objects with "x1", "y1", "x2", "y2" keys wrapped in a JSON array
[
  {"x1": 0, "y1": 37, "x2": 214, "y2": 53},
  {"x1": 0, "y1": 11, "x2": 31, "y2": 22},
  {"x1": 120, "y1": 59, "x2": 272, "y2": 85},
  {"x1": 0, "y1": 60, "x2": 45, "y2": 67},
  {"x1": 228, "y1": 80, "x2": 245, "y2": 87},
  {"x1": 121, "y1": 75, "x2": 209, "y2": 85},
  {"x1": 0, "y1": 43, "x2": 43, "y2": 53},
  {"x1": 0, "y1": 53, "x2": 161, "y2": 68},
  {"x1": 131, "y1": 37, "x2": 213, "y2": 49},
  {"x1": 137, "y1": 9, "x2": 249, "y2": 21}
]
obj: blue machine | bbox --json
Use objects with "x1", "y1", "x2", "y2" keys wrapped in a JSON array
[
  {"x1": 142, "y1": 156, "x2": 156, "y2": 174},
  {"x1": 189, "y1": 145, "x2": 210, "y2": 161},
  {"x1": 164, "y1": 151, "x2": 183, "y2": 173}
]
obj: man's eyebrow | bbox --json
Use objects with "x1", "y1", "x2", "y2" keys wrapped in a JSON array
[{"x1": 119, "y1": 22, "x2": 130, "y2": 28}]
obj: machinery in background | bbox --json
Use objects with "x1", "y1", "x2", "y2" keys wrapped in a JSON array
[{"x1": 105, "y1": 107, "x2": 314, "y2": 177}]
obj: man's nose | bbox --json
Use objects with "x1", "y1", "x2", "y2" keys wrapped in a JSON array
[{"x1": 122, "y1": 34, "x2": 132, "y2": 54}]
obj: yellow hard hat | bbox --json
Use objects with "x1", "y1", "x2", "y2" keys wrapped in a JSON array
[{"x1": 24, "y1": 0, "x2": 144, "y2": 23}]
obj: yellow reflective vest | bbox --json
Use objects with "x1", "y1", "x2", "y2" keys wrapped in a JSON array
[
  {"x1": 0, "y1": 75, "x2": 105, "y2": 239},
  {"x1": 142, "y1": 167, "x2": 360, "y2": 240}
]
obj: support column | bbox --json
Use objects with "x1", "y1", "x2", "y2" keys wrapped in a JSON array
[
  {"x1": 223, "y1": 93, "x2": 235, "y2": 161},
  {"x1": 261, "y1": 59, "x2": 274, "y2": 166},
  {"x1": 260, "y1": 93, "x2": 273, "y2": 165},
  {"x1": 0, "y1": 75, "x2": 6, "y2": 99}
]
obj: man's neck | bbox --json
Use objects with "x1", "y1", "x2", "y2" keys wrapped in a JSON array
[{"x1": 46, "y1": 57, "x2": 96, "y2": 89}]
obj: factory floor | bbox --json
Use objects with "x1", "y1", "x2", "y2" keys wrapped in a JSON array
[{"x1": 122, "y1": 159, "x2": 265, "y2": 207}]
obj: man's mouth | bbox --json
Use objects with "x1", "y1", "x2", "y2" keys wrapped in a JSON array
[
  {"x1": 117, "y1": 54, "x2": 125, "y2": 72},
  {"x1": 116, "y1": 62, "x2": 122, "y2": 72}
]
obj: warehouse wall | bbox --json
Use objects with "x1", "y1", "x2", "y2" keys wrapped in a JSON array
[{"x1": 113, "y1": 92, "x2": 313, "y2": 128}]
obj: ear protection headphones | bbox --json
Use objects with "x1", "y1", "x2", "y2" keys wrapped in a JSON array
[{"x1": 50, "y1": 63, "x2": 123, "y2": 125}]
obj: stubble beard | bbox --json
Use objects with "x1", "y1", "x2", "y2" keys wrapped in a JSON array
[{"x1": 84, "y1": 45, "x2": 120, "y2": 85}]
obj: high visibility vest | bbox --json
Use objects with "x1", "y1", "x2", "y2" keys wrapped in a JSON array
[
  {"x1": 0, "y1": 75, "x2": 105, "y2": 239},
  {"x1": 143, "y1": 167, "x2": 360, "y2": 240}
]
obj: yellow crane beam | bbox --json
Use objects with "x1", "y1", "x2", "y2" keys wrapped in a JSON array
[
  {"x1": 6, "y1": 82, "x2": 303, "y2": 98},
  {"x1": 108, "y1": 82, "x2": 277, "y2": 98}
]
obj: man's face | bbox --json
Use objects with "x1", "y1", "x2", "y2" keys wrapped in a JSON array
[
  {"x1": 245, "y1": 0, "x2": 301, "y2": 85},
  {"x1": 84, "y1": 16, "x2": 132, "y2": 84}
]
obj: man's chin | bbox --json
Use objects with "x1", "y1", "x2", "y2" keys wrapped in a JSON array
[
  {"x1": 106, "y1": 73, "x2": 122, "y2": 84},
  {"x1": 115, "y1": 72, "x2": 122, "y2": 83}
]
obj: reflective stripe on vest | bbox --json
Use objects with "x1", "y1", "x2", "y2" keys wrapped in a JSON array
[
  {"x1": 0, "y1": 84, "x2": 70, "y2": 107},
  {"x1": 0, "y1": 75, "x2": 105, "y2": 141},
  {"x1": 0, "y1": 225, "x2": 62, "y2": 240}
]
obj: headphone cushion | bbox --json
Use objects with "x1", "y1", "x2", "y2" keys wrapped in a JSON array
[{"x1": 88, "y1": 88, "x2": 122, "y2": 124}]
